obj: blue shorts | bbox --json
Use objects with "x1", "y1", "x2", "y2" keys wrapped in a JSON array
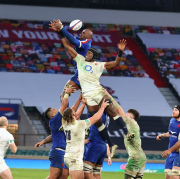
[
  {"x1": 165, "y1": 153, "x2": 180, "y2": 169},
  {"x1": 84, "y1": 141, "x2": 107, "y2": 165},
  {"x1": 83, "y1": 144, "x2": 89, "y2": 161},
  {"x1": 49, "y1": 148, "x2": 68, "y2": 169},
  {"x1": 70, "y1": 70, "x2": 80, "y2": 88}
]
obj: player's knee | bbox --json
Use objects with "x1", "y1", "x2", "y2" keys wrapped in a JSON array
[
  {"x1": 83, "y1": 162, "x2": 93, "y2": 173},
  {"x1": 93, "y1": 166, "x2": 101, "y2": 175}
]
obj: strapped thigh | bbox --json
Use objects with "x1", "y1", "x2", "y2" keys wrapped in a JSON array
[
  {"x1": 93, "y1": 166, "x2": 101, "y2": 174},
  {"x1": 83, "y1": 162, "x2": 93, "y2": 173},
  {"x1": 171, "y1": 169, "x2": 180, "y2": 176}
]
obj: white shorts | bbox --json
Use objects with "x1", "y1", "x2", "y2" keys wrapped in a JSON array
[
  {"x1": 0, "y1": 160, "x2": 9, "y2": 173},
  {"x1": 64, "y1": 157, "x2": 83, "y2": 171},
  {"x1": 83, "y1": 88, "x2": 106, "y2": 106}
]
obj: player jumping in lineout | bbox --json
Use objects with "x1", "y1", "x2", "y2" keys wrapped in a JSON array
[{"x1": 50, "y1": 20, "x2": 135, "y2": 157}]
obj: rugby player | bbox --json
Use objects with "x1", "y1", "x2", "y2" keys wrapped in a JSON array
[
  {"x1": 62, "y1": 99, "x2": 108, "y2": 179},
  {"x1": 57, "y1": 33, "x2": 134, "y2": 154},
  {"x1": 117, "y1": 107, "x2": 146, "y2": 179},
  {"x1": 49, "y1": 19, "x2": 93, "y2": 101},
  {"x1": 157, "y1": 105, "x2": 180, "y2": 179},
  {"x1": 50, "y1": 20, "x2": 128, "y2": 156},
  {"x1": 34, "y1": 86, "x2": 86, "y2": 179},
  {"x1": 0, "y1": 116, "x2": 17, "y2": 179},
  {"x1": 83, "y1": 112, "x2": 111, "y2": 179}
]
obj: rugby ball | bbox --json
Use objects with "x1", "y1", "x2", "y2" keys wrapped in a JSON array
[{"x1": 69, "y1": 20, "x2": 82, "y2": 31}]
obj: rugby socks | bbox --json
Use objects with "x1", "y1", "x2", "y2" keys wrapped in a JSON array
[
  {"x1": 113, "y1": 115, "x2": 128, "y2": 135},
  {"x1": 98, "y1": 124, "x2": 114, "y2": 147}
]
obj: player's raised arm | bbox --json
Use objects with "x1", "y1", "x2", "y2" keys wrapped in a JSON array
[
  {"x1": 117, "y1": 107, "x2": 126, "y2": 119},
  {"x1": 71, "y1": 94, "x2": 82, "y2": 112},
  {"x1": 105, "y1": 39, "x2": 127, "y2": 70},
  {"x1": 60, "y1": 86, "x2": 74, "y2": 114},
  {"x1": 50, "y1": 19, "x2": 81, "y2": 48},
  {"x1": 61, "y1": 38, "x2": 78, "y2": 59},
  {"x1": 76, "y1": 97, "x2": 86, "y2": 120},
  {"x1": 88, "y1": 100, "x2": 108, "y2": 125}
]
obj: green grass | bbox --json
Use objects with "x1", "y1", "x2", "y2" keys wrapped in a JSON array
[{"x1": 11, "y1": 169, "x2": 165, "y2": 179}]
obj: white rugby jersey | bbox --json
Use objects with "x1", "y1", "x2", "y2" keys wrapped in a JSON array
[
  {"x1": 73, "y1": 54, "x2": 106, "y2": 93},
  {"x1": 0, "y1": 128, "x2": 14, "y2": 160},
  {"x1": 63, "y1": 119, "x2": 91, "y2": 159}
]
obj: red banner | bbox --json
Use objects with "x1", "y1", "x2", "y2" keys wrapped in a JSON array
[{"x1": 0, "y1": 27, "x2": 121, "y2": 46}]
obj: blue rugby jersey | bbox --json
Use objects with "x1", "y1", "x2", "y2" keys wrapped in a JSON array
[
  {"x1": 72, "y1": 37, "x2": 92, "y2": 69},
  {"x1": 88, "y1": 112, "x2": 110, "y2": 144},
  {"x1": 168, "y1": 118, "x2": 180, "y2": 154},
  {"x1": 60, "y1": 27, "x2": 92, "y2": 69},
  {"x1": 49, "y1": 111, "x2": 66, "y2": 149}
]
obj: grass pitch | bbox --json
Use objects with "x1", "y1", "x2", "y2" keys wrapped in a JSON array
[{"x1": 11, "y1": 168, "x2": 165, "y2": 179}]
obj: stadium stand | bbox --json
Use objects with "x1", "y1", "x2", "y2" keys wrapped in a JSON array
[
  {"x1": 0, "y1": 19, "x2": 148, "y2": 77},
  {"x1": 127, "y1": 25, "x2": 180, "y2": 99}
]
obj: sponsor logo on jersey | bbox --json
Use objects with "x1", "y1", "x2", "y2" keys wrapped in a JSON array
[
  {"x1": 85, "y1": 65, "x2": 93, "y2": 74},
  {"x1": 169, "y1": 130, "x2": 178, "y2": 138},
  {"x1": 169, "y1": 130, "x2": 176, "y2": 134}
]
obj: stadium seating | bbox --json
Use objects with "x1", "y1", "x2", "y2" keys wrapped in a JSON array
[
  {"x1": 0, "y1": 41, "x2": 146, "y2": 77},
  {"x1": 148, "y1": 48, "x2": 180, "y2": 79},
  {"x1": 0, "y1": 18, "x2": 146, "y2": 77},
  {"x1": 132, "y1": 25, "x2": 180, "y2": 35}
]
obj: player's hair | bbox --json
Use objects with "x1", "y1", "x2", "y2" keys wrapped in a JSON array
[
  {"x1": 0, "y1": 116, "x2": 7, "y2": 127},
  {"x1": 127, "y1": 109, "x2": 140, "y2": 121},
  {"x1": 44, "y1": 107, "x2": 52, "y2": 120},
  {"x1": 62, "y1": 107, "x2": 74, "y2": 124}
]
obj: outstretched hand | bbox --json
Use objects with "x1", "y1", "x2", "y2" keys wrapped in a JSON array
[
  {"x1": 161, "y1": 150, "x2": 171, "y2": 158},
  {"x1": 101, "y1": 99, "x2": 109, "y2": 109},
  {"x1": 117, "y1": 39, "x2": 127, "y2": 51},
  {"x1": 34, "y1": 141, "x2": 44, "y2": 149},
  {"x1": 81, "y1": 97, "x2": 87, "y2": 105},
  {"x1": 49, "y1": 19, "x2": 62, "y2": 32},
  {"x1": 65, "y1": 85, "x2": 76, "y2": 94},
  {"x1": 156, "y1": 134, "x2": 163, "y2": 141}
]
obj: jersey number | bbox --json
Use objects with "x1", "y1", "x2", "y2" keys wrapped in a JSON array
[{"x1": 65, "y1": 130, "x2": 71, "y2": 140}]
